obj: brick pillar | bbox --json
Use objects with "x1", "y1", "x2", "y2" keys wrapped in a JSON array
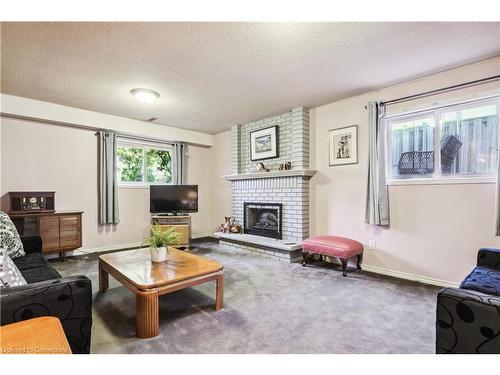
[
  {"x1": 230, "y1": 124, "x2": 241, "y2": 175},
  {"x1": 290, "y1": 107, "x2": 310, "y2": 169}
]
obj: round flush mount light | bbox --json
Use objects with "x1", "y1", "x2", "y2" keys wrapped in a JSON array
[{"x1": 130, "y1": 88, "x2": 160, "y2": 104}]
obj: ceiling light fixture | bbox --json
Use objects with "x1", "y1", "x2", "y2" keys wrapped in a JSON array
[{"x1": 131, "y1": 88, "x2": 160, "y2": 104}]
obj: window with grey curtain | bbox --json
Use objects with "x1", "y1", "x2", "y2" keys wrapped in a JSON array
[
  {"x1": 365, "y1": 101, "x2": 390, "y2": 226},
  {"x1": 174, "y1": 142, "x2": 188, "y2": 185},
  {"x1": 98, "y1": 131, "x2": 119, "y2": 224}
]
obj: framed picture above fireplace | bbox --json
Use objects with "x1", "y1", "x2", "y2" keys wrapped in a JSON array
[{"x1": 250, "y1": 125, "x2": 278, "y2": 161}]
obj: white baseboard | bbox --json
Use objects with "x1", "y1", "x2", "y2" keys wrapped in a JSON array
[
  {"x1": 361, "y1": 264, "x2": 459, "y2": 288},
  {"x1": 73, "y1": 242, "x2": 142, "y2": 256}
]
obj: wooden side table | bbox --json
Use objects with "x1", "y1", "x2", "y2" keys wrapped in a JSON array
[{"x1": 0, "y1": 317, "x2": 72, "y2": 354}]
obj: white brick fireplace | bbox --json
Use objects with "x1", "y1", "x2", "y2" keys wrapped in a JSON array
[{"x1": 214, "y1": 107, "x2": 316, "y2": 262}]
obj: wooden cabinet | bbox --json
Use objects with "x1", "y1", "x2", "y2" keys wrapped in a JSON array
[
  {"x1": 151, "y1": 215, "x2": 191, "y2": 249},
  {"x1": 10, "y1": 211, "x2": 83, "y2": 260}
]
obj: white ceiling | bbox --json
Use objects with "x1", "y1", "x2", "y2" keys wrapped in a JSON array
[{"x1": 1, "y1": 22, "x2": 499, "y2": 134}]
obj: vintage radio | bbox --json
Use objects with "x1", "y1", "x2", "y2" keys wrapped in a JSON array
[{"x1": 7, "y1": 192, "x2": 55, "y2": 214}]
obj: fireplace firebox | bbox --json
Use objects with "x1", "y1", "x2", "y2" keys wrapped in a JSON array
[{"x1": 243, "y1": 202, "x2": 282, "y2": 239}]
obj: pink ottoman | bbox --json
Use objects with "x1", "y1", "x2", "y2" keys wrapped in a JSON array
[{"x1": 302, "y1": 235, "x2": 363, "y2": 276}]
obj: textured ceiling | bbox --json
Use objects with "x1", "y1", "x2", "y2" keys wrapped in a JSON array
[{"x1": 1, "y1": 22, "x2": 499, "y2": 134}]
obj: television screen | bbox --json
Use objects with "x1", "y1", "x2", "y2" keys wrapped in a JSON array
[{"x1": 150, "y1": 185, "x2": 198, "y2": 213}]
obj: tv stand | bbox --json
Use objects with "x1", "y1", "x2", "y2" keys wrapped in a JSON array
[{"x1": 151, "y1": 214, "x2": 191, "y2": 250}]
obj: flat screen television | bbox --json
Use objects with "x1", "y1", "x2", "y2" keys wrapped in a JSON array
[{"x1": 150, "y1": 185, "x2": 198, "y2": 214}]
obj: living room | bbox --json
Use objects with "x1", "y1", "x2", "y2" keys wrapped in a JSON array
[{"x1": 1, "y1": 1, "x2": 500, "y2": 372}]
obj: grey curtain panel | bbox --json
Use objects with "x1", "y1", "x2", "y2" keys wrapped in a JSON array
[
  {"x1": 365, "y1": 101, "x2": 390, "y2": 226},
  {"x1": 174, "y1": 142, "x2": 188, "y2": 184},
  {"x1": 98, "y1": 131, "x2": 119, "y2": 224},
  {"x1": 496, "y1": 149, "x2": 500, "y2": 235}
]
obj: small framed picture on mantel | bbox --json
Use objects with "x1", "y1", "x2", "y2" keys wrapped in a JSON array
[
  {"x1": 329, "y1": 125, "x2": 358, "y2": 166},
  {"x1": 250, "y1": 125, "x2": 278, "y2": 161}
]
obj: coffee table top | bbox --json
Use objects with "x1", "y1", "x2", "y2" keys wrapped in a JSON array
[
  {"x1": 99, "y1": 248, "x2": 223, "y2": 290},
  {"x1": 0, "y1": 317, "x2": 72, "y2": 354}
]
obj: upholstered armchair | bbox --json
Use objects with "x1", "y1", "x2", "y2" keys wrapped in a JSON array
[{"x1": 436, "y1": 248, "x2": 500, "y2": 353}]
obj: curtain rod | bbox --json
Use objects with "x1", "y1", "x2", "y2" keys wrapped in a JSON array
[
  {"x1": 94, "y1": 131, "x2": 177, "y2": 146},
  {"x1": 365, "y1": 75, "x2": 500, "y2": 109}
]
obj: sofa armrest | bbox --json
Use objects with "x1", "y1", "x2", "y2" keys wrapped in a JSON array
[
  {"x1": 477, "y1": 248, "x2": 500, "y2": 270},
  {"x1": 436, "y1": 287, "x2": 500, "y2": 354},
  {"x1": 20, "y1": 235, "x2": 43, "y2": 254},
  {"x1": 0, "y1": 275, "x2": 92, "y2": 354}
]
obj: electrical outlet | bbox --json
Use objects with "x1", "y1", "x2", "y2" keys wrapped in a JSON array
[{"x1": 368, "y1": 240, "x2": 376, "y2": 250}]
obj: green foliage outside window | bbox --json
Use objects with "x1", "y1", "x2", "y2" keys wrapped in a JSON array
[
  {"x1": 117, "y1": 146, "x2": 143, "y2": 182},
  {"x1": 146, "y1": 149, "x2": 172, "y2": 183},
  {"x1": 117, "y1": 144, "x2": 173, "y2": 184}
]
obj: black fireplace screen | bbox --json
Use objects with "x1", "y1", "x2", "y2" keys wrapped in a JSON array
[{"x1": 243, "y1": 202, "x2": 282, "y2": 239}]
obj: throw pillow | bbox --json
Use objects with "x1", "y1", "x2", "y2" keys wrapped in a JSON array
[
  {"x1": 0, "y1": 247, "x2": 27, "y2": 288},
  {"x1": 0, "y1": 210, "x2": 25, "y2": 259}
]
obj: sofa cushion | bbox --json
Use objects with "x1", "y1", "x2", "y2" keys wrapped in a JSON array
[
  {"x1": 21, "y1": 266, "x2": 61, "y2": 284},
  {"x1": 13, "y1": 253, "x2": 49, "y2": 271},
  {"x1": 460, "y1": 266, "x2": 500, "y2": 296},
  {"x1": 0, "y1": 211, "x2": 25, "y2": 259},
  {"x1": 0, "y1": 248, "x2": 27, "y2": 288}
]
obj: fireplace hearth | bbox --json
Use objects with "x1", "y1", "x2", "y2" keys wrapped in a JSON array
[{"x1": 244, "y1": 202, "x2": 282, "y2": 239}]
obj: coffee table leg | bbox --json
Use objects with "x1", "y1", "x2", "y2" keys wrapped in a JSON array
[
  {"x1": 215, "y1": 274, "x2": 224, "y2": 311},
  {"x1": 99, "y1": 262, "x2": 109, "y2": 293},
  {"x1": 136, "y1": 290, "x2": 159, "y2": 338}
]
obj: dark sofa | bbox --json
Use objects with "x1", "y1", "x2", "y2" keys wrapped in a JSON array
[
  {"x1": 436, "y1": 248, "x2": 500, "y2": 354},
  {"x1": 0, "y1": 236, "x2": 92, "y2": 354}
]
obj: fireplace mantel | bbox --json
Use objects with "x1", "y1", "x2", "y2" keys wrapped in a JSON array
[{"x1": 223, "y1": 169, "x2": 317, "y2": 181}]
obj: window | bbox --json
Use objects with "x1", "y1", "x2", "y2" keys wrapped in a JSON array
[
  {"x1": 117, "y1": 140, "x2": 174, "y2": 185},
  {"x1": 387, "y1": 98, "x2": 498, "y2": 180}
]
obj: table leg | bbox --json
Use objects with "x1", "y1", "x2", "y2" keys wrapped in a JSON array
[
  {"x1": 136, "y1": 290, "x2": 159, "y2": 338},
  {"x1": 99, "y1": 262, "x2": 109, "y2": 293},
  {"x1": 215, "y1": 274, "x2": 224, "y2": 311}
]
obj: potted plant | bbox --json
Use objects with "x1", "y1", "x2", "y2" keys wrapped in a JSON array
[{"x1": 142, "y1": 225, "x2": 182, "y2": 263}]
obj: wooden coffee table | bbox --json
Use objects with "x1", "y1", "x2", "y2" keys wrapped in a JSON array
[
  {"x1": 98, "y1": 248, "x2": 224, "y2": 338},
  {"x1": 0, "y1": 317, "x2": 72, "y2": 354}
]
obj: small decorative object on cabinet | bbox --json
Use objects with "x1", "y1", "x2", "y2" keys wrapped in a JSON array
[
  {"x1": 9, "y1": 211, "x2": 83, "y2": 261},
  {"x1": 329, "y1": 125, "x2": 358, "y2": 166},
  {"x1": 284, "y1": 161, "x2": 292, "y2": 170},
  {"x1": 151, "y1": 215, "x2": 191, "y2": 250},
  {"x1": 250, "y1": 125, "x2": 278, "y2": 161},
  {"x1": 7, "y1": 192, "x2": 55, "y2": 214}
]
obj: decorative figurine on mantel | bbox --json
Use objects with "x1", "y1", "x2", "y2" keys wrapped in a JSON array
[
  {"x1": 255, "y1": 162, "x2": 270, "y2": 172},
  {"x1": 279, "y1": 162, "x2": 292, "y2": 171}
]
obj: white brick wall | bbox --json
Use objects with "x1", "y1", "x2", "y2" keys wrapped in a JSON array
[
  {"x1": 231, "y1": 107, "x2": 309, "y2": 174},
  {"x1": 230, "y1": 107, "x2": 311, "y2": 243},
  {"x1": 231, "y1": 176, "x2": 310, "y2": 242}
]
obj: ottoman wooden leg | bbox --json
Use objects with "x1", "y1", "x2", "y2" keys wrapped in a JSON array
[
  {"x1": 340, "y1": 258, "x2": 348, "y2": 277},
  {"x1": 136, "y1": 290, "x2": 159, "y2": 338},
  {"x1": 356, "y1": 254, "x2": 363, "y2": 270},
  {"x1": 302, "y1": 251, "x2": 308, "y2": 267}
]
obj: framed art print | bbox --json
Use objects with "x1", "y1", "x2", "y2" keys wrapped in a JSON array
[
  {"x1": 250, "y1": 125, "x2": 278, "y2": 161},
  {"x1": 329, "y1": 125, "x2": 358, "y2": 166}
]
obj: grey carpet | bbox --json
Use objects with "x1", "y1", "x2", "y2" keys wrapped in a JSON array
[{"x1": 52, "y1": 240, "x2": 440, "y2": 354}]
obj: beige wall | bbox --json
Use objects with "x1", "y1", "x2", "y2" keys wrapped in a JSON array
[
  {"x1": 208, "y1": 130, "x2": 232, "y2": 232},
  {"x1": 310, "y1": 56, "x2": 500, "y2": 285},
  {"x1": 0, "y1": 117, "x2": 213, "y2": 252}
]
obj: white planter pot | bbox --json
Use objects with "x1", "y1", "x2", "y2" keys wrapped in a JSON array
[{"x1": 150, "y1": 246, "x2": 167, "y2": 263}]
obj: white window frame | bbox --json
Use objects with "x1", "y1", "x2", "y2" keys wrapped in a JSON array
[
  {"x1": 117, "y1": 139, "x2": 176, "y2": 188},
  {"x1": 386, "y1": 96, "x2": 500, "y2": 186}
]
